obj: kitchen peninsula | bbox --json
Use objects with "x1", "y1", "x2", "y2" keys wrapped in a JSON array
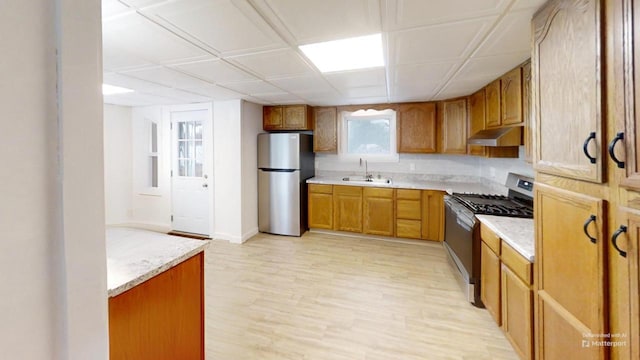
[{"x1": 106, "y1": 227, "x2": 209, "y2": 360}]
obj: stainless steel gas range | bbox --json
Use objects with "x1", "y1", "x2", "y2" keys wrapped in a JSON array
[{"x1": 443, "y1": 172, "x2": 534, "y2": 307}]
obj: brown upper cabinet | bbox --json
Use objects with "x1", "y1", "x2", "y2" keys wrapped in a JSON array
[
  {"x1": 397, "y1": 102, "x2": 437, "y2": 153},
  {"x1": 533, "y1": 0, "x2": 604, "y2": 183},
  {"x1": 468, "y1": 88, "x2": 486, "y2": 157},
  {"x1": 313, "y1": 107, "x2": 337, "y2": 153},
  {"x1": 438, "y1": 98, "x2": 468, "y2": 154},
  {"x1": 501, "y1": 67, "x2": 523, "y2": 126},
  {"x1": 522, "y1": 61, "x2": 532, "y2": 163},
  {"x1": 485, "y1": 79, "x2": 501, "y2": 128},
  {"x1": 263, "y1": 105, "x2": 314, "y2": 131}
]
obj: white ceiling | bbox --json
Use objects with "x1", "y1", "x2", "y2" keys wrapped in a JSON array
[{"x1": 102, "y1": 0, "x2": 547, "y2": 107}]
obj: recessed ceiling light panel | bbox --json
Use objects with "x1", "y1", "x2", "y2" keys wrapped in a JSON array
[
  {"x1": 102, "y1": 84, "x2": 134, "y2": 95},
  {"x1": 299, "y1": 33, "x2": 384, "y2": 73}
]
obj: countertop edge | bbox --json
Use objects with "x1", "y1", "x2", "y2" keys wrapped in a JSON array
[
  {"x1": 307, "y1": 177, "x2": 495, "y2": 194},
  {"x1": 475, "y1": 215, "x2": 534, "y2": 262},
  {"x1": 108, "y1": 242, "x2": 209, "y2": 298}
]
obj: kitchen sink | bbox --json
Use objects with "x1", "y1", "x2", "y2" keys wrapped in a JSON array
[{"x1": 342, "y1": 176, "x2": 392, "y2": 186}]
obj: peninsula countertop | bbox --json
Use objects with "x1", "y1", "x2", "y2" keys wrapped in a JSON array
[
  {"x1": 106, "y1": 227, "x2": 209, "y2": 297},
  {"x1": 307, "y1": 176, "x2": 497, "y2": 195},
  {"x1": 475, "y1": 215, "x2": 535, "y2": 262}
]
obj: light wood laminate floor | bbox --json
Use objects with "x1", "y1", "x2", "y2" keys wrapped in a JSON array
[{"x1": 204, "y1": 231, "x2": 518, "y2": 360}]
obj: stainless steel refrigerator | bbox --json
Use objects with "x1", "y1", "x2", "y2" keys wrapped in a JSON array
[{"x1": 258, "y1": 133, "x2": 315, "y2": 236}]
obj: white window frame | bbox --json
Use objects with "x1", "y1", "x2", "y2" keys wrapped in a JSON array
[{"x1": 339, "y1": 109, "x2": 399, "y2": 162}]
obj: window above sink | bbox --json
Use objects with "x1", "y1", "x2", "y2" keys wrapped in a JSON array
[{"x1": 339, "y1": 109, "x2": 399, "y2": 163}]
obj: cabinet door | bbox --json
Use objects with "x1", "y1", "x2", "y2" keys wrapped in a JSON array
[
  {"x1": 481, "y1": 241, "x2": 501, "y2": 325},
  {"x1": 396, "y1": 189, "x2": 421, "y2": 239},
  {"x1": 308, "y1": 185, "x2": 333, "y2": 230},
  {"x1": 333, "y1": 185, "x2": 363, "y2": 233},
  {"x1": 283, "y1": 105, "x2": 310, "y2": 130},
  {"x1": 523, "y1": 61, "x2": 533, "y2": 163},
  {"x1": 468, "y1": 89, "x2": 486, "y2": 156},
  {"x1": 363, "y1": 187, "x2": 394, "y2": 236},
  {"x1": 397, "y1": 102, "x2": 437, "y2": 153},
  {"x1": 501, "y1": 67, "x2": 523, "y2": 126},
  {"x1": 421, "y1": 190, "x2": 444, "y2": 241},
  {"x1": 485, "y1": 79, "x2": 501, "y2": 128},
  {"x1": 534, "y1": 183, "x2": 606, "y2": 360},
  {"x1": 533, "y1": 0, "x2": 604, "y2": 183},
  {"x1": 610, "y1": 208, "x2": 640, "y2": 359},
  {"x1": 263, "y1": 106, "x2": 283, "y2": 130},
  {"x1": 438, "y1": 98, "x2": 468, "y2": 154},
  {"x1": 313, "y1": 107, "x2": 337, "y2": 153},
  {"x1": 502, "y1": 264, "x2": 533, "y2": 360}
]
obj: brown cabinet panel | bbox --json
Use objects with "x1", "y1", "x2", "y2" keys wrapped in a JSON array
[
  {"x1": 396, "y1": 219, "x2": 421, "y2": 239},
  {"x1": 333, "y1": 185, "x2": 363, "y2": 233},
  {"x1": 502, "y1": 264, "x2": 533, "y2": 360},
  {"x1": 263, "y1": 106, "x2": 283, "y2": 129},
  {"x1": 485, "y1": 79, "x2": 501, "y2": 128},
  {"x1": 481, "y1": 241, "x2": 502, "y2": 325},
  {"x1": 501, "y1": 242, "x2": 532, "y2": 285},
  {"x1": 522, "y1": 61, "x2": 533, "y2": 163},
  {"x1": 501, "y1": 67, "x2": 523, "y2": 126},
  {"x1": 313, "y1": 107, "x2": 337, "y2": 153},
  {"x1": 363, "y1": 187, "x2": 394, "y2": 236},
  {"x1": 468, "y1": 89, "x2": 486, "y2": 156},
  {"x1": 480, "y1": 223, "x2": 501, "y2": 254},
  {"x1": 263, "y1": 105, "x2": 313, "y2": 131},
  {"x1": 397, "y1": 102, "x2": 437, "y2": 153},
  {"x1": 308, "y1": 186, "x2": 333, "y2": 230},
  {"x1": 534, "y1": 183, "x2": 606, "y2": 359},
  {"x1": 438, "y1": 98, "x2": 468, "y2": 154},
  {"x1": 109, "y1": 254, "x2": 204, "y2": 360},
  {"x1": 421, "y1": 190, "x2": 444, "y2": 241},
  {"x1": 533, "y1": 0, "x2": 604, "y2": 183},
  {"x1": 396, "y1": 199, "x2": 421, "y2": 220}
]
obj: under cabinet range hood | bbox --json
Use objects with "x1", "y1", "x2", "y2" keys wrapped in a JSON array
[{"x1": 467, "y1": 126, "x2": 522, "y2": 147}]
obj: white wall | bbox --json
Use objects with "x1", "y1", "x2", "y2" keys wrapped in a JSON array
[
  {"x1": 104, "y1": 104, "x2": 132, "y2": 225},
  {"x1": 479, "y1": 147, "x2": 535, "y2": 184},
  {"x1": 240, "y1": 101, "x2": 263, "y2": 240},
  {"x1": 0, "y1": 1, "x2": 109, "y2": 359}
]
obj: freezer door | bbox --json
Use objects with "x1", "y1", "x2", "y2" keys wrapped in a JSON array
[
  {"x1": 257, "y1": 133, "x2": 300, "y2": 170},
  {"x1": 258, "y1": 169, "x2": 301, "y2": 236}
]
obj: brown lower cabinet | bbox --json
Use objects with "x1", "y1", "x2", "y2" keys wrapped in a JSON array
[
  {"x1": 109, "y1": 253, "x2": 204, "y2": 360},
  {"x1": 480, "y1": 223, "x2": 533, "y2": 360},
  {"x1": 308, "y1": 184, "x2": 443, "y2": 241}
]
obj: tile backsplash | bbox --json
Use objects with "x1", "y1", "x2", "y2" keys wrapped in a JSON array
[{"x1": 315, "y1": 147, "x2": 534, "y2": 192}]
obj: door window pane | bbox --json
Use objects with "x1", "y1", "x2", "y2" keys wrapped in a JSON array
[{"x1": 175, "y1": 120, "x2": 204, "y2": 178}]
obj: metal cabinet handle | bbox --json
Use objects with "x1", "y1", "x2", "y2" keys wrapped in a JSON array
[
  {"x1": 583, "y1": 215, "x2": 597, "y2": 244},
  {"x1": 608, "y1": 132, "x2": 625, "y2": 168},
  {"x1": 583, "y1": 132, "x2": 597, "y2": 164},
  {"x1": 612, "y1": 225, "x2": 628, "y2": 258}
]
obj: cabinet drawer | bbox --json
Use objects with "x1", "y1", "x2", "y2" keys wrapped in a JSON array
[
  {"x1": 363, "y1": 187, "x2": 394, "y2": 198},
  {"x1": 501, "y1": 242, "x2": 532, "y2": 285},
  {"x1": 333, "y1": 185, "x2": 362, "y2": 196},
  {"x1": 396, "y1": 219, "x2": 421, "y2": 239},
  {"x1": 397, "y1": 199, "x2": 421, "y2": 220},
  {"x1": 396, "y1": 189, "x2": 421, "y2": 200},
  {"x1": 309, "y1": 184, "x2": 333, "y2": 194},
  {"x1": 481, "y1": 223, "x2": 501, "y2": 254}
]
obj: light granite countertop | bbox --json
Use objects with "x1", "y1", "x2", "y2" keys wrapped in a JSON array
[
  {"x1": 475, "y1": 215, "x2": 535, "y2": 262},
  {"x1": 307, "y1": 176, "x2": 497, "y2": 195},
  {"x1": 106, "y1": 227, "x2": 209, "y2": 297}
]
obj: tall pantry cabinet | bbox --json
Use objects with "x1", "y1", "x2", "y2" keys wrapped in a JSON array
[{"x1": 532, "y1": 0, "x2": 639, "y2": 359}]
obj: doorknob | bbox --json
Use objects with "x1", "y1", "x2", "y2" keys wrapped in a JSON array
[{"x1": 202, "y1": 183, "x2": 208, "y2": 188}]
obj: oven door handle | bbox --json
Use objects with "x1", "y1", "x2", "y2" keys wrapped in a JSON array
[{"x1": 456, "y1": 215, "x2": 474, "y2": 231}]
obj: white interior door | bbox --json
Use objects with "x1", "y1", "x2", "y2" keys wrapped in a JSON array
[{"x1": 171, "y1": 109, "x2": 211, "y2": 235}]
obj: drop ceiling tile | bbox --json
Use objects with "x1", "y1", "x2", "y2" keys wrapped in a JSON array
[
  {"x1": 102, "y1": 0, "x2": 133, "y2": 19},
  {"x1": 252, "y1": 92, "x2": 305, "y2": 104},
  {"x1": 222, "y1": 80, "x2": 283, "y2": 95},
  {"x1": 103, "y1": 92, "x2": 183, "y2": 107},
  {"x1": 229, "y1": 49, "x2": 316, "y2": 79},
  {"x1": 141, "y1": 0, "x2": 286, "y2": 56},
  {"x1": 103, "y1": 72, "x2": 167, "y2": 92},
  {"x1": 268, "y1": 74, "x2": 334, "y2": 94},
  {"x1": 260, "y1": 0, "x2": 381, "y2": 44},
  {"x1": 386, "y1": 0, "x2": 508, "y2": 30},
  {"x1": 102, "y1": 12, "x2": 209, "y2": 66},
  {"x1": 475, "y1": 9, "x2": 536, "y2": 57},
  {"x1": 390, "y1": 17, "x2": 496, "y2": 64},
  {"x1": 145, "y1": 88, "x2": 213, "y2": 102},
  {"x1": 454, "y1": 52, "x2": 530, "y2": 85},
  {"x1": 102, "y1": 44, "x2": 156, "y2": 72},
  {"x1": 341, "y1": 85, "x2": 388, "y2": 99},
  {"x1": 344, "y1": 96, "x2": 390, "y2": 105},
  {"x1": 394, "y1": 62, "x2": 457, "y2": 88},
  {"x1": 170, "y1": 58, "x2": 257, "y2": 84},
  {"x1": 324, "y1": 68, "x2": 387, "y2": 89},
  {"x1": 186, "y1": 84, "x2": 245, "y2": 100},
  {"x1": 121, "y1": 66, "x2": 212, "y2": 89}
]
